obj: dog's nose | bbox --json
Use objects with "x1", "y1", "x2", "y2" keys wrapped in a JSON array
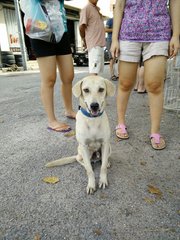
[{"x1": 90, "y1": 102, "x2": 99, "y2": 111}]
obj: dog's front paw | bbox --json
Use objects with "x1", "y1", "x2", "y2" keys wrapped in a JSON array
[
  {"x1": 99, "y1": 174, "x2": 108, "y2": 189},
  {"x1": 87, "y1": 179, "x2": 96, "y2": 194}
]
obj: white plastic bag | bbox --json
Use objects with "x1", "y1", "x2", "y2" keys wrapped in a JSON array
[
  {"x1": 43, "y1": 0, "x2": 65, "y2": 43},
  {"x1": 20, "y1": 0, "x2": 65, "y2": 43}
]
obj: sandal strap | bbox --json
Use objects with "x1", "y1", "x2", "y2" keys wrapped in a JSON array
[
  {"x1": 150, "y1": 133, "x2": 162, "y2": 144},
  {"x1": 116, "y1": 124, "x2": 127, "y2": 134},
  {"x1": 111, "y1": 75, "x2": 117, "y2": 81}
]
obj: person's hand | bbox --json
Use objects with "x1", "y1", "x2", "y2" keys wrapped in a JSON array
[
  {"x1": 169, "y1": 36, "x2": 180, "y2": 58},
  {"x1": 110, "y1": 39, "x2": 120, "y2": 59},
  {"x1": 82, "y1": 38, "x2": 87, "y2": 49}
]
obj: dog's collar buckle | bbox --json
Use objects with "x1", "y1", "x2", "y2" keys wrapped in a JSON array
[{"x1": 80, "y1": 107, "x2": 104, "y2": 118}]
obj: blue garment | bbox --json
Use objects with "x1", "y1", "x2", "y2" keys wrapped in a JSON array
[
  {"x1": 59, "y1": 0, "x2": 68, "y2": 32},
  {"x1": 106, "y1": 18, "x2": 113, "y2": 41}
]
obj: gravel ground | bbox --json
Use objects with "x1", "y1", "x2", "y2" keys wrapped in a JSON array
[{"x1": 0, "y1": 65, "x2": 179, "y2": 240}]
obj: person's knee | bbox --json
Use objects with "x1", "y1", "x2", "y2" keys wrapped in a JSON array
[
  {"x1": 119, "y1": 78, "x2": 134, "y2": 91},
  {"x1": 146, "y1": 80, "x2": 163, "y2": 94},
  {"x1": 61, "y1": 72, "x2": 74, "y2": 84},
  {"x1": 43, "y1": 76, "x2": 56, "y2": 88}
]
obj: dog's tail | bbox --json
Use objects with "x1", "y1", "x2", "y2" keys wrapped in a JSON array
[{"x1": 45, "y1": 156, "x2": 77, "y2": 168}]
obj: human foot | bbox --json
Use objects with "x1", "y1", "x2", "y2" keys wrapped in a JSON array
[
  {"x1": 115, "y1": 123, "x2": 129, "y2": 139},
  {"x1": 150, "y1": 133, "x2": 166, "y2": 150},
  {"x1": 65, "y1": 111, "x2": 76, "y2": 119},
  {"x1": 48, "y1": 121, "x2": 71, "y2": 132}
]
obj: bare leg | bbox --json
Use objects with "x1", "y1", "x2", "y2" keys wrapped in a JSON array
[
  {"x1": 144, "y1": 56, "x2": 166, "y2": 148},
  {"x1": 57, "y1": 54, "x2": 76, "y2": 119},
  {"x1": 137, "y1": 66, "x2": 146, "y2": 92},
  {"x1": 110, "y1": 58, "x2": 118, "y2": 80},
  {"x1": 110, "y1": 59, "x2": 114, "y2": 77},
  {"x1": 116, "y1": 61, "x2": 138, "y2": 138},
  {"x1": 37, "y1": 56, "x2": 70, "y2": 130},
  {"x1": 134, "y1": 66, "x2": 140, "y2": 90}
]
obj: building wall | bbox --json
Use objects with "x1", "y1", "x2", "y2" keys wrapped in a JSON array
[
  {"x1": 3, "y1": 6, "x2": 21, "y2": 52},
  {"x1": 0, "y1": 4, "x2": 10, "y2": 51}
]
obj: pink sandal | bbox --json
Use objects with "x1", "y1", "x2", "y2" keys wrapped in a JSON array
[
  {"x1": 150, "y1": 133, "x2": 166, "y2": 150},
  {"x1": 115, "y1": 124, "x2": 129, "y2": 140}
]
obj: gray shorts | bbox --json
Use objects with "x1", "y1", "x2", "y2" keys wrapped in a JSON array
[{"x1": 119, "y1": 41, "x2": 169, "y2": 63}]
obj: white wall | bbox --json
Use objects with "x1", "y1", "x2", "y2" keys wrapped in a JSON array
[{"x1": 0, "y1": 4, "x2": 10, "y2": 51}]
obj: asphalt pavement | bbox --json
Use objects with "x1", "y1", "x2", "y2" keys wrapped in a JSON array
[{"x1": 0, "y1": 65, "x2": 179, "y2": 240}]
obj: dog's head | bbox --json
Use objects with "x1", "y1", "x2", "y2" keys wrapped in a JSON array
[{"x1": 73, "y1": 76, "x2": 116, "y2": 117}]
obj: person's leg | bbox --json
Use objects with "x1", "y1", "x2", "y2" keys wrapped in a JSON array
[
  {"x1": 56, "y1": 54, "x2": 76, "y2": 119},
  {"x1": 134, "y1": 66, "x2": 140, "y2": 91},
  {"x1": 144, "y1": 56, "x2": 167, "y2": 148},
  {"x1": 109, "y1": 59, "x2": 114, "y2": 77},
  {"x1": 116, "y1": 61, "x2": 139, "y2": 138},
  {"x1": 110, "y1": 58, "x2": 118, "y2": 81},
  {"x1": 137, "y1": 66, "x2": 146, "y2": 93},
  {"x1": 37, "y1": 56, "x2": 71, "y2": 130},
  {"x1": 106, "y1": 40, "x2": 115, "y2": 79}
]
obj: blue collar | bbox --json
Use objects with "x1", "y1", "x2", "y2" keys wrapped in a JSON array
[{"x1": 80, "y1": 107, "x2": 104, "y2": 118}]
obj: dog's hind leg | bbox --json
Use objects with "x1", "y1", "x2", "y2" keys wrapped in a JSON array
[{"x1": 107, "y1": 145, "x2": 112, "y2": 168}]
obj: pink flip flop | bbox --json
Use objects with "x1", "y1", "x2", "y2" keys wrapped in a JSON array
[
  {"x1": 150, "y1": 133, "x2": 166, "y2": 150},
  {"x1": 115, "y1": 124, "x2": 129, "y2": 139}
]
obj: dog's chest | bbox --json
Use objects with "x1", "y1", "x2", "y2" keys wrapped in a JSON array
[
  {"x1": 76, "y1": 115, "x2": 109, "y2": 143},
  {"x1": 84, "y1": 119, "x2": 105, "y2": 138}
]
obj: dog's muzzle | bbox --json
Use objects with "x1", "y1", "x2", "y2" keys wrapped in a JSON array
[{"x1": 90, "y1": 102, "x2": 100, "y2": 116}]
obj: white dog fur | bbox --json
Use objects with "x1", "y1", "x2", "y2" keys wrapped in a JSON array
[{"x1": 46, "y1": 75, "x2": 115, "y2": 194}]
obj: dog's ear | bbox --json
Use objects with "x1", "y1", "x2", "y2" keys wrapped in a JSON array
[
  {"x1": 72, "y1": 80, "x2": 83, "y2": 98},
  {"x1": 104, "y1": 79, "x2": 116, "y2": 97}
]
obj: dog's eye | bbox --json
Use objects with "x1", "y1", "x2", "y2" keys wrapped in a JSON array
[
  {"x1": 98, "y1": 88, "x2": 104, "y2": 93},
  {"x1": 83, "y1": 88, "x2": 89, "y2": 93}
]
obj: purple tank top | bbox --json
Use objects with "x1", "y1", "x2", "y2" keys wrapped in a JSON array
[{"x1": 120, "y1": 0, "x2": 171, "y2": 42}]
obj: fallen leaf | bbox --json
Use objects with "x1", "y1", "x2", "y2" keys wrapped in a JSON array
[
  {"x1": 34, "y1": 233, "x2": 41, "y2": 240},
  {"x1": 43, "y1": 176, "x2": 59, "y2": 184},
  {"x1": 93, "y1": 228, "x2": 102, "y2": 236},
  {"x1": 177, "y1": 210, "x2": 180, "y2": 215},
  {"x1": 148, "y1": 184, "x2": 162, "y2": 197},
  {"x1": 64, "y1": 130, "x2": 75, "y2": 137},
  {"x1": 140, "y1": 161, "x2": 147, "y2": 166},
  {"x1": 143, "y1": 197, "x2": 155, "y2": 204}
]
